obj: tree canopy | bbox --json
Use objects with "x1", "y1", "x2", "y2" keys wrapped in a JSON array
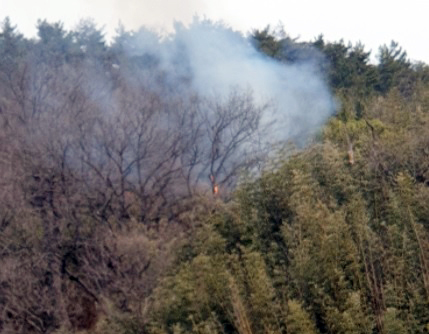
[{"x1": 0, "y1": 17, "x2": 428, "y2": 334}]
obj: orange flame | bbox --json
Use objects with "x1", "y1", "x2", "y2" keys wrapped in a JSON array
[{"x1": 210, "y1": 174, "x2": 219, "y2": 195}]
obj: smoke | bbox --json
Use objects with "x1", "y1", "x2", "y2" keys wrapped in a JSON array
[
  {"x1": 122, "y1": 18, "x2": 335, "y2": 144},
  {"x1": 0, "y1": 15, "x2": 337, "y2": 218}
]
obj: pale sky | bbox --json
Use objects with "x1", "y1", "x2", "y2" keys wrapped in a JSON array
[{"x1": 2, "y1": 0, "x2": 429, "y2": 63}]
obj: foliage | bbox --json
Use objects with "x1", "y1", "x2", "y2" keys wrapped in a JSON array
[{"x1": 1, "y1": 16, "x2": 429, "y2": 334}]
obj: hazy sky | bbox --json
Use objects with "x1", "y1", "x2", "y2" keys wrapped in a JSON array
[{"x1": 2, "y1": 0, "x2": 429, "y2": 63}]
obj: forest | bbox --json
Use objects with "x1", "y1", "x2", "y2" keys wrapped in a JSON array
[{"x1": 0, "y1": 16, "x2": 428, "y2": 334}]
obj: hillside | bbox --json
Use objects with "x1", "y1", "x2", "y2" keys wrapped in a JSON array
[{"x1": 0, "y1": 18, "x2": 428, "y2": 334}]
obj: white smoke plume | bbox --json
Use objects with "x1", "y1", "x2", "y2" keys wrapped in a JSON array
[{"x1": 121, "y1": 18, "x2": 335, "y2": 144}]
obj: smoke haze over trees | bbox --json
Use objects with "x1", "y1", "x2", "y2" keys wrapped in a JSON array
[{"x1": 0, "y1": 16, "x2": 429, "y2": 334}]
